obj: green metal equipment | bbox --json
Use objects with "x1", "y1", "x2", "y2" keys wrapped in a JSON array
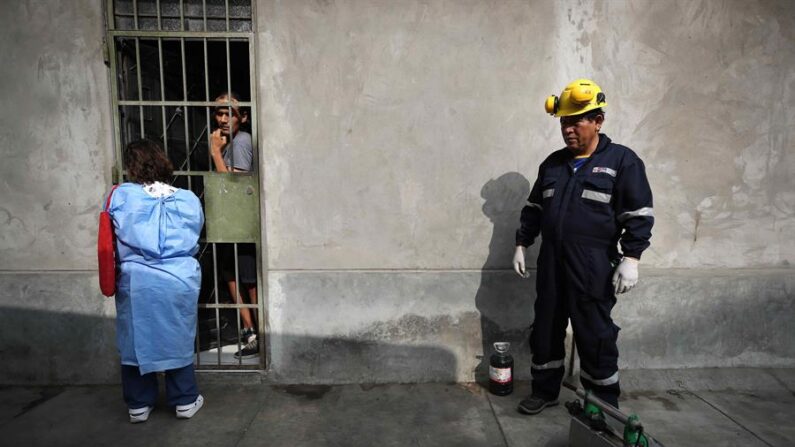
[{"x1": 562, "y1": 381, "x2": 664, "y2": 447}]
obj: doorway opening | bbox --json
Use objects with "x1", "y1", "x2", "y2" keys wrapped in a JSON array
[{"x1": 106, "y1": 0, "x2": 266, "y2": 370}]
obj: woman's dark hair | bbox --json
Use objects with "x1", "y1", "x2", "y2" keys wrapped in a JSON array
[{"x1": 124, "y1": 139, "x2": 173, "y2": 184}]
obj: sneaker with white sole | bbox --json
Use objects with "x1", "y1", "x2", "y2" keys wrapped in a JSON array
[
  {"x1": 129, "y1": 406, "x2": 153, "y2": 423},
  {"x1": 176, "y1": 394, "x2": 204, "y2": 419},
  {"x1": 233, "y1": 338, "x2": 259, "y2": 359}
]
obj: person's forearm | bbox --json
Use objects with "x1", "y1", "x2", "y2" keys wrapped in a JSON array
[{"x1": 211, "y1": 150, "x2": 228, "y2": 173}]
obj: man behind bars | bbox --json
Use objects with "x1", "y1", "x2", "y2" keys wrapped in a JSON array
[{"x1": 210, "y1": 92, "x2": 259, "y2": 360}]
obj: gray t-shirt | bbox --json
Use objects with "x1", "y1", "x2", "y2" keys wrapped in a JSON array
[{"x1": 222, "y1": 130, "x2": 253, "y2": 171}]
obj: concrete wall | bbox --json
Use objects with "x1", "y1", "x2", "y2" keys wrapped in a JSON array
[
  {"x1": 257, "y1": 0, "x2": 795, "y2": 383},
  {"x1": 258, "y1": 0, "x2": 795, "y2": 270},
  {"x1": 0, "y1": 1, "x2": 115, "y2": 384},
  {"x1": 0, "y1": 0, "x2": 793, "y2": 384},
  {"x1": 0, "y1": 1, "x2": 113, "y2": 270}
]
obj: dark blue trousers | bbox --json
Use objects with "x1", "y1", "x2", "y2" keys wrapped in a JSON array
[
  {"x1": 121, "y1": 364, "x2": 199, "y2": 409},
  {"x1": 530, "y1": 242, "x2": 621, "y2": 407}
]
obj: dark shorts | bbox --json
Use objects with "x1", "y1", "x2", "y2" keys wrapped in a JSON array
[{"x1": 219, "y1": 243, "x2": 257, "y2": 285}]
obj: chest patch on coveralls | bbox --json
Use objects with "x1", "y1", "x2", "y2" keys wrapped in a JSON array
[{"x1": 592, "y1": 167, "x2": 617, "y2": 177}]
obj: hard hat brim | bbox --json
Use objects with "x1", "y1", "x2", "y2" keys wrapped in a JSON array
[{"x1": 555, "y1": 102, "x2": 607, "y2": 117}]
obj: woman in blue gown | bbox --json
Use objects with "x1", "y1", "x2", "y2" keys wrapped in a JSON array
[{"x1": 107, "y1": 139, "x2": 205, "y2": 423}]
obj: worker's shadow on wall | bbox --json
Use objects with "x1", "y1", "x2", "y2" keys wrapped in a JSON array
[{"x1": 475, "y1": 172, "x2": 538, "y2": 386}]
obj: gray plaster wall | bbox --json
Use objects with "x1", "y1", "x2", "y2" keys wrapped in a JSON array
[
  {"x1": 257, "y1": 0, "x2": 795, "y2": 383},
  {"x1": 0, "y1": 1, "x2": 115, "y2": 384},
  {"x1": 0, "y1": 0, "x2": 793, "y2": 384},
  {"x1": 267, "y1": 269, "x2": 795, "y2": 384},
  {"x1": 258, "y1": 0, "x2": 795, "y2": 270},
  {"x1": 0, "y1": 0, "x2": 113, "y2": 270},
  {"x1": 0, "y1": 272, "x2": 118, "y2": 384}
]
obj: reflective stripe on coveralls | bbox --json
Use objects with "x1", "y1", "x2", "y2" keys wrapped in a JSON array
[
  {"x1": 581, "y1": 369, "x2": 620, "y2": 386},
  {"x1": 526, "y1": 201, "x2": 543, "y2": 211},
  {"x1": 617, "y1": 207, "x2": 654, "y2": 223},
  {"x1": 531, "y1": 359, "x2": 565, "y2": 370},
  {"x1": 581, "y1": 189, "x2": 611, "y2": 203}
]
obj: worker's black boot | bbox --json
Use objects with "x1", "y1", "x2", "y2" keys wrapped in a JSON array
[{"x1": 517, "y1": 395, "x2": 559, "y2": 415}]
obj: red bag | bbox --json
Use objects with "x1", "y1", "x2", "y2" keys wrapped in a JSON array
[{"x1": 98, "y1": 185, "x2": 119, "y2": 297}]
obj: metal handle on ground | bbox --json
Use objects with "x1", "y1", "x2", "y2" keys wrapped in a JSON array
[{"x1": 561, "y1": 381, "x2": 642, "y2": 430}]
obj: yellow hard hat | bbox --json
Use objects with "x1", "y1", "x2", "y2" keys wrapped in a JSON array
[{"x1": 545, "y1": 79, "x2": 607, "y2": 117}]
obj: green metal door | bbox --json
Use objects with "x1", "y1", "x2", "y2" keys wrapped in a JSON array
[
  {"x1": 106, "y1": 0, "x2": 265, "y2": 370},
  {"x1": 204, "y1": 174, "x2": 260, "y2": 243}
]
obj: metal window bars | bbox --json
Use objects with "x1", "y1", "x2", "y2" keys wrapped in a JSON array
[
  {"x1": 106, "y1": 0, "x2": 265, "y2": 370},
  {"x1": 112, "y1": 0, "x2": 252, "y2": 32}
]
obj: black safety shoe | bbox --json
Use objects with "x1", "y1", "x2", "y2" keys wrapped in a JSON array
[{"x1": 517, "y1": 395, "x2": 559, "y2": 415}]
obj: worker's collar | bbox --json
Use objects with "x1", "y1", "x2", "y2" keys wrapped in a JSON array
[{"x1": 593, "y1": 133, "x2": 611, "y2": 155}]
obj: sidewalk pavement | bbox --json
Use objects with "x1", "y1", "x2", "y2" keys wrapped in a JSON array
[{"x1": 1, "y1": 368, "x2": 793, "y2": 446}]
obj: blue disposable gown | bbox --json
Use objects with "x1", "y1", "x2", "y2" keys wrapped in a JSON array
[{"x1": 109, "y1": 183, "x2": 204, "y2": 374}]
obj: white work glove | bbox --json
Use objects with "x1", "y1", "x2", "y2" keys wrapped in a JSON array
[
  {"x1": 612, "y1": 257, "x2": 639, "y2": 294},
  {"x1": 513, "y1": 246, "x2": 529, "y2": 278}
]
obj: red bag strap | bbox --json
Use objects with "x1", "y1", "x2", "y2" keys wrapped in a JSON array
[{"x1": 104, "y1": 185, "x2": 120, "y2": 212}]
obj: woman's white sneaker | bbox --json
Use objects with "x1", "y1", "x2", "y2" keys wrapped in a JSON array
[
  {"x1": 129, "y1": 406, "x2": 153, "y2": 423},
  {"x1": 176, "y1": 394, "x2": 204, "y2": 419}
]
